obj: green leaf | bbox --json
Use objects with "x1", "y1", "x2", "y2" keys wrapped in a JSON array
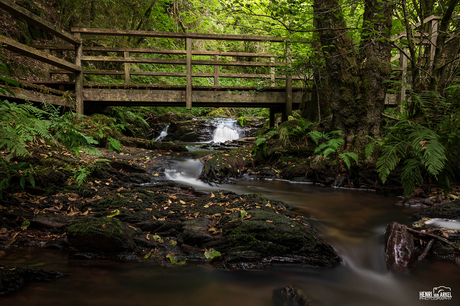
[
  {"x1": 29, "y1": 173, "x2": 35, "y2": 187},
  {"x1": 21, "y1": 220, "x2": 30, "y2": 231},
  {"x1": 107, "y1": 209, "x2": 120, "y2": 218},
  {"x1": 204, "y1": 248, "x2": 221, "y2": 261},
  {"x1": 240, "y1": 210, "x2": 248, "y2": 219},
  {"x1": 20, "y1": 176, "x2": 26, "y2": 189}
]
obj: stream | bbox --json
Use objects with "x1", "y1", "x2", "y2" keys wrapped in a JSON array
[{"x1": 1, "y1": 120, "x2": 459, "y2": 305}]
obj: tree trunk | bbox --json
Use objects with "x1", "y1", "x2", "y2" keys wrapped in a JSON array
[{"x1": 313, "y1": 0, "x2": 394, "y2": 147}]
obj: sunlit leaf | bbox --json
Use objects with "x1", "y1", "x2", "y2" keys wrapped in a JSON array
[
  {"x1": 107, "y1": 209, "x2": 120, "y2": 218},
  {"x1": 204, "y1": 248, "x2": 221, "y2": 261}
]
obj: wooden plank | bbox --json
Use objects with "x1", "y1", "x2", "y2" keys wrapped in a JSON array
[
  {"x1": 0, "y1": 0, "x2": 79, "y2": 44},
  {"x1": 124, "y1": 51, "x2": 131, "y2": 85},
  {"x1": 82, "y1": 88, "x2": 303, "y2": 105},
  {"x1": 214, "y1": 55, "x2": 219, "y2": 86},
  {"x1": 186, "y1": 38, "x2": 192, "y2": 109},
  {"x1": 75, "y1": 33, "x2": 84, "y2": 114},
  {"x1": 72, "y1": 27, "x2": 288, "y2": 42},
  {"x1": 81, "y1": 55, "x2": 283, "y2": 67},
  {"x1": 0, "y1": 35, "x2": 80, "y2": 72},
  {"x1": 51, "y1": 70, "x2": 297, "y2": 79},
  {"x1": 33, "y1": 45, "x2": 276, "y2": 57},
  {"x1": 0, "y1": 87, "x2": 73, "y2": 107}
]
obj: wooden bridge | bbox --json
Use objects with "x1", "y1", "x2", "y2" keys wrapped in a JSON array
[{"x1": 0, "y1": 0, "x2": 441, "y2": 125}]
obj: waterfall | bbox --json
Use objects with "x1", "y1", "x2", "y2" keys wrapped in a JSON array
[
  {"x1": 212, "y1": 119, "x2": 240, "y2": 143},
  {"x1": 155, "y1": 124, "x2": 169, "y2": 142}
]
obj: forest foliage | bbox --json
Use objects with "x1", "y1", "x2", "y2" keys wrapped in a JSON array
[{"x1": 2, "y1": 0, "x2": 460, "y2": 197}]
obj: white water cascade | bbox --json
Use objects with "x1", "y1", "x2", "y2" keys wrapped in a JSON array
[
  {"x1": 212, "y1": 118, "x2": 240, "y2": 143},
  {"x1": 154, "y1": 124, "x2": 169, "y2": 142}
]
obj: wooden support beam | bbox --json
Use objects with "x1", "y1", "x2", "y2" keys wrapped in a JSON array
[
  {"x1": 186, "y1": 38, "x2": 192, "y2": 109},
  {"x1": 214, "y1": 55, "x2": 219, "y2": 86},
  {"x1": 397, "y1": 48, "x2": 408, "y2": 107},
  {"x1": 0, "y1": 35, "x2": 80, "y2": 72},
  {"x1": 285, "y1": 45, "x2": 293, "y2": 118},
  {"x1": 270, "y1": 57, "x2": 275, "y2": 87},
  {"x1": 75, "y1": 33, "x2": 84, "y2": 114},
  {"x1": 71, "y1": 27, "x2": 289, "y2": 42},
  {"x1": 0, "y1": 0, "x2": 79, "y2": 44},
  {"x1": 270, "y1": 108, "x2": 275, "y2": 128},
  {"x1": 124, "y1": 51, "x2": 131, "y2": 85},
  {"x1": 82, "y1": 88, "x2": 303, "y2": 105}
]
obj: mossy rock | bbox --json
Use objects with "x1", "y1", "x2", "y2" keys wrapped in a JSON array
[
  {"x1": 413, "y1": 201, "x2": 460, "y2": 220},
  {"x1": 66, "y1": 217, "x2": 136, "y2": 253},
  {"x1": 220, "y1": 209, "x2": 340, "y2": 267}
]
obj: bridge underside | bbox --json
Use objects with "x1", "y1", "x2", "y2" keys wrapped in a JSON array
[{"x1": 82, "y1": 84, "x2": 302, "y2": 109}]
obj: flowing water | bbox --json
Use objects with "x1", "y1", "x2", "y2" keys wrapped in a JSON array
[
  {"x1": 212, "y1": 118, "x2": 240, "y2": 143},
  {"x1": 2, "y1": 131, "x2": 460, "y2": 305}
]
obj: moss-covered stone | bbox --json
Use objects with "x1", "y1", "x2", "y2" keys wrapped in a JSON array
[
  {"x1": 66, "y1": 217, "x2": 136, "y2": 253},
  {"x1": 219, "y1": 209, "x2": 340, "y2": 267},
  {"x1": 413, "y1": 201, "x2": 460, "y2": 220}
]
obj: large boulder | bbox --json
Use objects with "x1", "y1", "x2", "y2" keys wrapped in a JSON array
[
  {"x1": 66, "y1": 217, "x2": 136, "y2": 253},
  {"x1": 214, "y1": 209, "x2": 341, "y2": 268}
]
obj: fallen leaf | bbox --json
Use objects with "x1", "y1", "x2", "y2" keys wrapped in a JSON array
[
  {"x1": 144, "y1": 250, "x2": 153, "y2": 259},
  {"x1": 107, "y1": 209, "x2": 120, "y2": 218},
  {"x1": 204, "y1": 248, "x2": 221, "y2": 261}
]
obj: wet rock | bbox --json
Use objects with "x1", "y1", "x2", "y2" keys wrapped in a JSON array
[
  {"x1": 0, "y1": 264, "x2": 63, "y2": 296},
  {"x1": 413, "y1": 200, "x2": 460, "y2": 220},
  {"x1": 384, "y1": 222, "x2": 415, "y2": 271},
  {"x1": 66, "y1": 217, "x2": 136, "y2": 253},
  {"x1": 217, "y1": 209, "x2": 340, "y2": 267},
  {"x1": 273, "y1": 285, "x2": 323, "y2": 306},
  {"x1": 183, "y1": 218, "x2": 220, "y2": 245}
]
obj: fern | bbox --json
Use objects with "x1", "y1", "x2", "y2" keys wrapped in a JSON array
[
  {"x1": 108, "y1": 137, "x2": 122, "y2": 152},
  {"x1": 339, "y1": 152, "x2": 359, "y2": 169},
  {"x1": 376, "y1": 121, "x2": 448, "y2": 196}
]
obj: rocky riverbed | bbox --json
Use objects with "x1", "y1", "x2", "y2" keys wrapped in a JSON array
[{"x1": 0, "y1": 141, "x2": 340, "y2": 295}]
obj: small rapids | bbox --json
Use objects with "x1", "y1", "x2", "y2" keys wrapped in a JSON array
[
  {"x1": 154, "y1": 124, "x2": 169, "y2": 142},
  {"x1": 212, "y1": 118, "x2": 240, "y2": 143}
]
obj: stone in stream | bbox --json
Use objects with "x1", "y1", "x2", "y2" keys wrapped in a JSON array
[
  {"x1": 273, "y1": 285, "x2": 323, "y2": 306},
  {"x1": 0, "y1": 265, "x2": 63, "y2": 296},
  {"x1": 66, "y1": 217, "x2": 137, "y2": 256},
  {"x1": 384, "y1": 222, "x2": 415, "y2": 271}
]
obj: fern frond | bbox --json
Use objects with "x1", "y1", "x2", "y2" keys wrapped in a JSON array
[
  {"x1": 400, "y1": 158, "x2": 423, "y2": 196},
  {"x1": 376, "y1": 140, "x2": 406, "y2": 184}
]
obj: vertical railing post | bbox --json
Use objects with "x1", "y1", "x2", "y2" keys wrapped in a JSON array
[
  {"x1": 270, "y1": 57, "x2": 275, "y2": 87},
  {"x1": 186, "y1": 37, "x2": 192, "y2": 109},
  {"x1": 75, "y1": 33, "x2": 84, "y2": 114},
  {"x1": 397, "y1": 47, "x2": 408, "y2": 106},
  {"x1": 285, "y1": 44, "x2": 292, "y2": 120},
  {"x1": 214, "y1": 54, "x2": 219, "y2": 86},
  {"x1": 124, "y1": 51, "x2": 131, "y2": 85},
  {"x1": 269, "y1": 107, "x2": 275, "y2": 128},
  {"x1": 429, "y1": 18, "x2": 439, "y2": 64},
  {"x1": 44, "y1": 48, "x2": 51, "y2": 81}
]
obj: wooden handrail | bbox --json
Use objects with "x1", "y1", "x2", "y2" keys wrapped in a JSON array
[
  {"x1": 71, "y1": 27, "x2": 290, "y2": 42},
  {"x1": 0, "y1": 0, "x2": 79, "y2": 44},
  {"x1": 0, "y1": 35, "x2": 80, "y2": 72}
]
